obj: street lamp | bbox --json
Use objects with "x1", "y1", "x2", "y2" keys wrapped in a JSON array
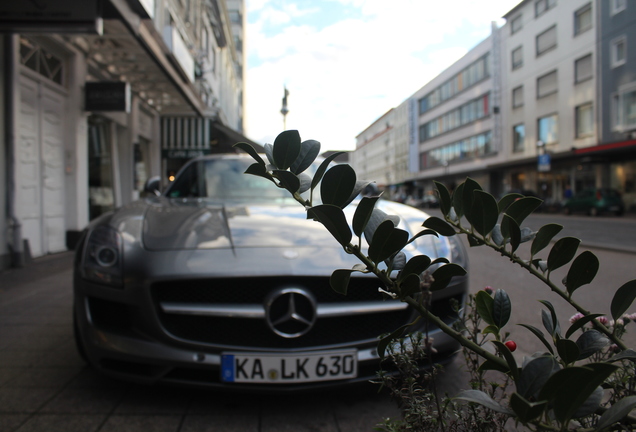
[{"x1": 281, "y1": 86, "x2": 289, "y2": 130}]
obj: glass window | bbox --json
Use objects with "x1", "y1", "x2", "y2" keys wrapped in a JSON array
[
  {"x1": 88, "y1": 119, "x2": 115, "y2": 220},
  {"x1": 513, "y1": 124, "x2": 525, "y2": 153},
  {"x1": 19, "y1": 37, "x2": 65, "y2": 86},
  {"x1": 536, "y1": 25, "x2": 557, "y2": 56},
  {"x1": 513, "y1": 86, "x2": 524, "y2": 108},
  {"x1": 537, "y1": 70, "x2": 558, "y2": 98},
  {"x1": 611, "y1": 36, "x2": 627, "y2": 68},
  {"x1": 538, "y1": 114, "x2": 558, "y2": 145},
  {"x1": 535, "y1": 0, "x2": 556, "y2": 17},
  {"x1": 576, "y1": 103, "x2": 594, "y2": 138},
  {"x1": 512, "y1": 46, "x2": 523, "y2": 70},
  {"x1": 622, "y1": 89, "x2": 636, "y2": 130},
  {"x1": 575, "y1": 54, "x2": 593, "y2": 83},
  {"x1": 574, "y1": 3, "x2": 592, "y2": 35},
  {"x1": 511, "y1": 14, "x2": 522, "y2": 34},
  {"x1": 610, "y1": 0, "x2": 626, "y2": 15}
]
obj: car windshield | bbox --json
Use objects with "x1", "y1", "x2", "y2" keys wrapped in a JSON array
[{"x1": 164, "y1": 158, "x2": 316, "y2": 203}]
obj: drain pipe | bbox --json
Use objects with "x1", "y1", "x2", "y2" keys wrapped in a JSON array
[{"x1": 4, "y1": 35, "x2": 24, "y2": 268}]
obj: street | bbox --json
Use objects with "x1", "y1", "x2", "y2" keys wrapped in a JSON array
[{"x1": 1, "y1": 212, "x2": 635, "y2": 431}]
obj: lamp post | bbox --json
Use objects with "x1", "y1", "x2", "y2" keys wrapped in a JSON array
[{"x1": 280, "y1": 86, "x2": 289, "y2": 130}]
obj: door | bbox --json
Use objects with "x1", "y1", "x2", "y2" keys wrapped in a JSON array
[{"x1": 16, "y1": 73, "x2": 67, "y2": 257}]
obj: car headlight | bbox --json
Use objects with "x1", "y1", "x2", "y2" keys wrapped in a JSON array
[{"x1": 82, "y1": 226, "x2": 123, "y2": 287}]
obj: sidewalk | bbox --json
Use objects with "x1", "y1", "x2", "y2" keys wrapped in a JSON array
[{"x1": 0, "y1": 251, "x2": 401, "y2": 432}]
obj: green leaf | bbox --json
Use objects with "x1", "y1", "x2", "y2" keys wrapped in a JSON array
[
  {"x1": 405, "y1": 229, "x2": 438, "y2": 247},
  {"x1": 565, "y1": 251, "x2": 599, "y2": 295},
  {"x1": 320, "y1": 164, "x2": 357, "y2": 208},
  {"x1": 510, "y1": 392, "x2": 547, "y2": 423},
  {"x1": 434, "y1": 181, "x2": 452, "y2": 217},
  {"x1": 595, "y1": 395, "x2": 636, "y2": 431},
  {"x1": 352, "y1": 196, "x2": 380, "y2": 238},
  {"x1": 290, "y1": 139, "x2": 320, "y2": 174},
  {"x1": 611, "y1": 280, "x2": 636, "y2": 320},
  {"x1": 310, "y1": 151, "x2": 344, "y2": 191},
  {"x1": 565, "y1": 313, "x2": 603, "y2": 339},
  {"x1": 500, "y1": 214, "x2": 521, "y2": 252},
  {"x1": 233, "y1": 142, "x2": 266, "y2": 165},
  {"x1": 272, "y1": 170, "x2": 300, "y2": 194},
  {"x1": 263, "y1": 143, "x2": 274, "y2": 165},
  {"x1": 547, "y1": 237, "x2": 580, "y2": 273},
  {"x1": 539, "y1": 363, "x2": 618, "y2": 424},
  {"x1": 518, "y1": 324, "x2": 555, "y2": 354},
  {"x1": 540, "y1": 300, "x2": 561, "y2": 337},
  {"x1": 475, "y1": 290, "x2": 495, "y2": 326},
  {"x1": 330, "y1": 269, "x2": 357, "y2": 295},
  {"x1": 461, "y1": 178, "x2": 482, "y2": 224},
  {"x1": 422, "y1": 216, "x2": 456, "y2": 236},
  {"x1": 368, "y1": 220, "x2": 409, "y2": 264},
  {"x1": 607, "y1": 349, "x2": 636, "y2": 363},
  {"x1": 492, "y1": 340, "x2": 519, "y2": 381},
  {"x1": 364, "y1": 209, "x2": 399, "y2": 246},
  {"x1": 556, "y1": 338, "x2": 580, "y2": 365},
  {"x1": 307, "y1": 204, "x2": 352, "y2": 247},
  {"x1": 399, "y1": 255, "x2": 432, "y2": 282},
  {"x1": 482, "y1": 325, "x2": 499, "y2": 336},
  {"x1": 478, "y1": 358, "x2": 511, "y2": 373},
  {"x1": 342, "y1": 180, "x2": 373, "y2": 209},
  {"x1": 576, "y1": 330, "x2": 609, "y2": 360},
  {"x1": 273, "y1": 130, "x2": 301, "y2": 170},
  {"x1": 531, "y1": 223, "x2": 563, "y2": 257},
  {"x1": 244, "y1": 162, "x2": 271, "y2": 180},
  {"x1": 505, "y1": 196, "x2": 543, "y2": 226},
  {"x1": 492, "y1": 289, "x2": 512, "y2": 329},
  {"x1": 400, "y1": 273, "x2": 422, "y2": 296},
  {"x1": 497, "y1": 193, "x2": 523, "y2": 214},
  {"x1": 430, "y1": 263, "x2": 466, "y2": 291},
  {"x1": 377, "y1": 323, "x2": 411, "y2": 359},
  {"x1": 454, "y1": 390, "x2": 514, "y2": 416},
  {"x1": 467, "y1": 190, "x2": 498, "y2": 237},
  {"x1": 516, "y1": 355, "x2": 558, "y2": 399},
  {"x1": 298, "y1": 173, "x2": 312, "y2": 194},
  {"x1": 452, "y1": 182, "x2": 465, "y2": 218}
]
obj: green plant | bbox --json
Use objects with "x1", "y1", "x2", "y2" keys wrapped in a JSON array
[{"x1": 235, "y1": 130, "x2": 636, "y2": 431}]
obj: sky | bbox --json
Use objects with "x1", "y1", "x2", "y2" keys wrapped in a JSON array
[{"x1": 244, "y1": 0, "x2": 522, "y2": 152}]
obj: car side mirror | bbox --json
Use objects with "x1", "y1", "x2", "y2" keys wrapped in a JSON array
[{"x1": 143, "y1": 176, "x2": 162, "y2": 196}]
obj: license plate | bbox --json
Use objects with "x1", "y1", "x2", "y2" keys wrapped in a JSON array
[{"x1": 221, "y1": 350, "x2": 358, "y2": 383}]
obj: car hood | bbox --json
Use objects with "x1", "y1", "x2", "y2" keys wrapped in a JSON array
[{"x1": 141, "y1": 198, "x2": 345, "y2": 251}]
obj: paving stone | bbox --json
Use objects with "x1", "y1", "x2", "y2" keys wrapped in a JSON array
[
  {"x1": 98, "y1": 414, "x2": 182, "y2": 432},
  {"x1": 13, "y1": 414, "x2": 105, "y2": 432}
]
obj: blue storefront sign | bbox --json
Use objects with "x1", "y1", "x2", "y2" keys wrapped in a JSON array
[{"x1": 538, "y1": 153, "x2": 551, "y2": 172}]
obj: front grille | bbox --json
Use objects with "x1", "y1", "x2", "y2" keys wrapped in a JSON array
[{"x1": 152, "y1": 277, "x2": 456, "y2": 349}]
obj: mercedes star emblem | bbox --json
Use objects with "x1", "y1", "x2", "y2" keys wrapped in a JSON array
[{"x1": 265, "y1": 288, "x2": 317, "y2": 338}]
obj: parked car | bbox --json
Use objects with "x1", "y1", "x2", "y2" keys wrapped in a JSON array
[
  {"x1": 73, "y1": 154, "x2": 468, "y2": 391},
  {"x1": 563, "y1": 188, "x2": 625, "y2": 216}
]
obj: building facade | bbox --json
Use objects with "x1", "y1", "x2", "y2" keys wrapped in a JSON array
[{"x1": 0, "y1": 0, "x2": 254, "y2": 269}]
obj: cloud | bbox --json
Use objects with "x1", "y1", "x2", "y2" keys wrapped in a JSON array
[{"x1": 244, "y1": 0, "x2": 521, "y2": 150}]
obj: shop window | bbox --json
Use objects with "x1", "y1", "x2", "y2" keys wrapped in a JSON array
[
  {"x1": 537, "y1": 70, "x2": 558, "y2": 98},
  {"x1": 575, "y1": 103, "x2": 594, "y2": 138},
  {"x1": 512, "y1": 46, "x2": 523, "y2": 70},
  {"x1": 575, "y1": 54, "x2": 593, "y2": 83},
  {"x1": 19, "y1": 37, "x2": 65, "y2": 86},
  {"x1": 538, "y1": 113, "x2": 558, "y2": 145},
  {"x1": 88, "y1": 118, "x2": 115, "y2": 220},
  {"x1": 536, "y1": 25, "x2": 557, "y2": 56},
  {"x1": 574, "y1": 3, "x2": 592, "y2": 35},
  {"x1": 513, "y1": 124, "x2": 525, "y2": 153}
]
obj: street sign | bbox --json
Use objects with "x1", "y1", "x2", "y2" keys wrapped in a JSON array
[{"x1": 538, "y1": 153, "x2": 551, "y2": 172}]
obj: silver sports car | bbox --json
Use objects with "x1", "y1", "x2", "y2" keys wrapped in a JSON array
[{"x1": 73, "y1": 153, "x2": 468, "y2": 391}]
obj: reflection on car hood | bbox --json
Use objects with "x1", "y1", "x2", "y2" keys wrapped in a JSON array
[{"x1": 142, "y1": 198, "x2": 342, "y2": 251}]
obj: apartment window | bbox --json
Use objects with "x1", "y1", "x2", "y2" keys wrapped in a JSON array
[
  {"x1": 535, "y1": 0, "x2": 556, "y2": 17},
  {"x1": 611, "y1": 36, "x2": 627, "y2": 68},
  {"x1": 512, "y1": 46, "x2": 523, "y2": 70},
  {"x1": 574, "y1": 3, "x2": 592, "y2": 35},
  {"x1": 610, "y1": 0, "x2": 626, "y2": 15},
  {"x1": 575, "y1": 54, "x2": 593, "y2": 83},
  {"x1": 537, "y1": 70, "x2": 558, "y2": 98},
  {"x1": 576, "y1": 103, "x2": 594, "y2": 138},
  {"x1": 538, "y1": 114, "x2": 558, "y2": 145},
  {"x1": 613, "y1": 86, "x2": 636, "y2": 131},
  {"x1": 512, "y1": 86, "x2": 524, "y2": 108},
  {"x1": 511, "y1": 14, "x2": 522, "y2": 34},
  {"x1": 513, "y1": 124, "x2": 525, "y2": 153},
  {"x1": 536, "y1": 25, "x2": 557, "y2": 56}
]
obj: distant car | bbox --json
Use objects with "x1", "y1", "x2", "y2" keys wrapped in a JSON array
[
  {"x1": 563, "y1": 188, "x2": 625, "y2": 216},
  {"x1": 73, "y1": 154, "x2": 469, "y2": 391},
  {"x1": 418, "y1": 194, "x2": 440, "y2": 209}
]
